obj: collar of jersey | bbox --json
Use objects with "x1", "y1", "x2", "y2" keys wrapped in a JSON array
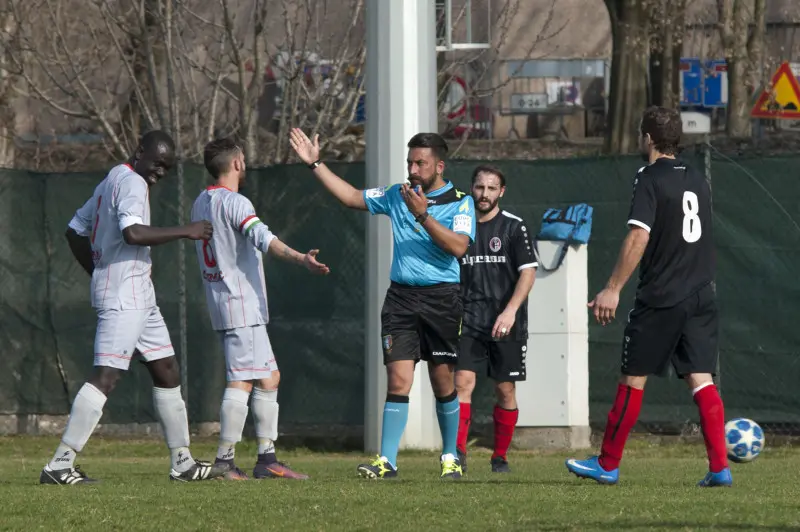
[{"x1": 424, "y1": 180, "x2": 453, "y2": 197}]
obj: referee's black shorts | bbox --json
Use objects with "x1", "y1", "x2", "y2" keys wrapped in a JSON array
[
  {"x1": 380, "y1": 281, "x2": 462, "y2": 366},
  {"x1": 622, "y1": 283, "x2": 719, "y2": 378}
]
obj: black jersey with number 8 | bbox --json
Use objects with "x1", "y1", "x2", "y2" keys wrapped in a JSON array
[{"x1": 627, "y1": 157, "x2": 715, "y2": 308}]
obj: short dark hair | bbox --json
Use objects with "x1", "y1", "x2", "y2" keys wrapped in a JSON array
[
  {"x1": 640, "y1": 106, "x2": 682, "y2": 155},
  {"x1": 407, "y1": 132, "x2": 449, "y2": 160},
  {"x1": 471, "y1": 165, "x2": 505, "y2": 187},
  {"x1": 204, "y1": 137, "x2": 242, "y2": 178},
  {"x1": 140, "y1": 130, "x2": 176, "y2": 153}
]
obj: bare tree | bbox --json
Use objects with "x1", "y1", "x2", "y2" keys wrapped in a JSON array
[
  {"x1": 0, "y1": 7, "x2": 18, "y2": 168},
  {"x1": 604, "y1": 0, "x2": 652, "y2": 154},
  {"x1": 435, "y1": 0, "x2": 566, "y2": 155},
  {"x1": 649, "y1": 0, "x2": 688, "y2": 109},
  {"x1": 718, "y1": 0, "x2": 766, "y2": 139}
]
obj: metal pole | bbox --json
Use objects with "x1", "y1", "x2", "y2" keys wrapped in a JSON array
[{"x1": 364, "y1": 0, "x2": 440, "y2": 453}]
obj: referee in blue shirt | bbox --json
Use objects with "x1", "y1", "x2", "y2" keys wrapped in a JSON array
[{"x1": 290, "y1": 128, "x2": 476, "y2": 480}]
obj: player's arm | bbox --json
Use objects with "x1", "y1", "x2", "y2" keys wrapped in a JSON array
[
  {"x1": 65, "y1": 197, "x2": 95, "y2": 276},
  {"x1": 604, "y1": 227, "x2": 649, "y2": 293},
  {"x1": 266, "y1": 238, "x2": 331, "y2": 275},
  {"x1": 289, "y1": 128, "x2": 366, "y2": 210},
  {"x1": 229, "y1": 196, "x2": 330, "y2": 274},
  {"x1": 590, "y1": 173, "x2": 654, "y2": 325},
  {"x1": 118, "y1": 177, "x2": 210, "y2": 245},
  {"x1": 606, "y1": 171, "x2": 656, "y2": 293},
  {"x1": 493, "y1": 221, "x2": 537, "y2": 337},
  {"x1": 504, "y1": 222, "x2": 537, "y2": 315}
]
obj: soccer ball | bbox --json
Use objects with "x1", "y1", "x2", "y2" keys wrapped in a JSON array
[{"x1": 724, "y1": 418, "x2": 764, "y2": 463}]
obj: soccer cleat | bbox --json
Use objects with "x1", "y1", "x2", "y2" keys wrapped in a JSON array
[
  {"x1": 697, "y1": 467, "x2": 733, "y2": 488},
  {"x1": 39, "y1": 464, "x2": 98, "y2": 485},
  {"x1": 357, "y1": 455, "x2": 398, "y2": 479},
  {"x1": 457, "y1": 449, "x2": 468, "y2": 474},
  {"x1": 214, "y1": 460, "x2": 249, "y2": 481},
  {"x1": 253, "y1": 461, "x2": 309, "y2": 480},
  {"x1": 440, "y1": 453, "x2": 463, "y2": 479},
  {"x1": 565, "y1": 456, "x2": 619, "y2": 485},
  {"x1": 491, "y1": 456, "x2": 511, "y2": 473},
  {"x1": 169, "y1": 460, "x2": 228, "y2": 482}
]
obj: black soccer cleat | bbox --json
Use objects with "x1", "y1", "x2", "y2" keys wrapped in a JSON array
[
  {"x1": 169, "y1": 459, "x2": 228, "y2": 482},
  {"x1": 357, "y1": 455, "x2": 398, "y2": 479},
  {"x1": 40, "y1": 464, "x2": 98, "y2": 485},
  {"x1": 491, "y1": 456, "x2": 511, "y2": 473},
  {"x1": 457, "y1": 449, "x2": 468, "y2": 474}
]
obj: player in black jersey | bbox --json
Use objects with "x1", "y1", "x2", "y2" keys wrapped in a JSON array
[
  {"x1": 566, "y1": 106, "x2": 732, "y2": 488},
  {"x1": 455, "y1": 165, "x2": 537, "y2": 474}
]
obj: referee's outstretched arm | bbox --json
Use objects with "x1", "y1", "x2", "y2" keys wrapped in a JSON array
[{"x1": 289, "y1": 128, "x2": 368, "y2": 211}]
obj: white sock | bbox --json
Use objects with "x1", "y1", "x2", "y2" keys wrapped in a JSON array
[
  {"x1": 692, "y1": 382, "x2": 714, "y2": 396},
  {"x1": 50, "y1": 383, "x2": 107, "y2": 469},
  {"x1": 251, "y1": 387, "x2": 279, "y2": 455},
  {"x1": 153, "y1": 386, "x2": 195, "y2": 473},
  {"x1": 217, "y1": 387, "x2": 250, "y2": 461}
]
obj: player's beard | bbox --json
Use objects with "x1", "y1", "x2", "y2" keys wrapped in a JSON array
[{"x1": 476, "y1": 197, "x2": 498, "y2": 213}]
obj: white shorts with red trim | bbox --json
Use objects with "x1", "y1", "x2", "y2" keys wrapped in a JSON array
[
  {"x1": 217, "y1": 325, "x2": 278, "y2": 382},
  {"x1": 94, "y1": 306, "x2": 175, "y2": 370}
]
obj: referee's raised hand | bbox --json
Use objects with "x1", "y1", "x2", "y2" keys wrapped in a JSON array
[
  {"x1": 400, "y1": 183, "x2": 428, "y2": 217},
  {"x1": 289, "y1": 128, "x2": 320, "y2": 165}
]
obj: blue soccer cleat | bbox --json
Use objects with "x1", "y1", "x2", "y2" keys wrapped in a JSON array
[
  {"x1": 565, "y1": 456, "x2": 619, "y2": 485},
  {"x1": 697, "y1": 467, "x2": 733, "y2": 488}
]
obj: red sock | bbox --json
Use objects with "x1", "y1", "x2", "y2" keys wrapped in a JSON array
[
  {"x1": 457, "y1": 402, "x2": 471, "y2": 454},
  {"x1": 492, "y1": 405, "x2": 519, "y2": 460},
  {"x1": 599, "y1": 384, "x2": 644, "y2": 471},
  {"x1": 693, "y1": 384, "x2": 728, "y2": 473}
]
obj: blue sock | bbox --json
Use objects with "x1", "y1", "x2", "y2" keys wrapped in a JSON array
[
  {"x1": 380, "y1": 394, "x2": 409, "y2": 467},
  {"x1": 436, "y1": 391, "x2": 460, "y2": 457}
]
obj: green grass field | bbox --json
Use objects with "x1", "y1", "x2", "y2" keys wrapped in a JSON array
[{"x1": 1, "y1": 436, "x2": 798, "y2": 531}]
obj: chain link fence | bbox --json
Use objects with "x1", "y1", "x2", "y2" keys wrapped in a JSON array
[{"x1": 1, "y1": 151, "x2": 799, "y2": 438}]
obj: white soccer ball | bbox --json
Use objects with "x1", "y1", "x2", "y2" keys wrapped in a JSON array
[{"x1": 724, "y1": 417, "x2": 765, "y2": 463}]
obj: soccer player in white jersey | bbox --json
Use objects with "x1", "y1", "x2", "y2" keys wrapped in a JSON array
[
  {"x1": 40, "y1": 130, "x2": 227, "y2": 485},
  {"x1": 191, "y1": 137, "x2": 330, "y2": 480}
]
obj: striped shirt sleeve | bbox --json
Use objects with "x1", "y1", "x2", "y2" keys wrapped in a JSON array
[
  {"x1": 230, "y1": 195, "x2": 276, "y2": 253},
  {"x1": 68, "y1": 196, "x2": 95, "y2": 237},
  {"x1": 116, "y1": 175, "x2": 148, "y2": 231}
]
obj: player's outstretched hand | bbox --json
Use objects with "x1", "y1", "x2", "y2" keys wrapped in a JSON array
[
  {"x1": 289, "y1": 128, "x2": 320, "y2": 165},
  {"x1": 303, "y1": 249, "x2": 330, "y2": 275},
  {"x1": 400, "y1": 183, "x2": 428, "y2": 217},
  {"x1": 185, "y1": 220, "x2": 213, "y2": 241},
  {"x1": 588, "y1": 288, "x2": 619, "y2": 326},
  {"x1": 492, "y1": 310, "x2": 516, "y2": 340}
]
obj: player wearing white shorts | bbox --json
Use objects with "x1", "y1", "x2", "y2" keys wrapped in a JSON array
[
  {"x1": 192, "y1": 137, "x2": 330, "y2": 480},
  {"x1": 40, "y1": 130, "x2": 227, "y2": 485}
]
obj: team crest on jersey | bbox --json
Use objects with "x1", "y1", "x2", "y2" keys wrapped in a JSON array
[
  {"x1": 489, "y1": 237, "x2": 502, "y2": 252},
  {"x1": 382, "y1": 334, "x2": 392, "y2": 354}
]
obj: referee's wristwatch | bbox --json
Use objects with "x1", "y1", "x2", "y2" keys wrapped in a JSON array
[
  {"x1": 308, "y1": 159, "x2": 322, "y2": 170},
  {"x1": 415, "y1": 211, "x2": 429, "y2": 225}
]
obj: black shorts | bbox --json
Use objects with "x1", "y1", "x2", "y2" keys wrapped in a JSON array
[
  {"x1": 622, "y1": 283, "x2": 719, "y2": 378},
  {"x1": 457, "y1": 335, "x2": 527, "y2": 382},
  {"x1": 380, "y1": 282, "x2": 462, "y2": 365}
]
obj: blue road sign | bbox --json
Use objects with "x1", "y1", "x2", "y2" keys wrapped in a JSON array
[
  {"x1": 680, "y1": 58, "x2": 703, "y2": 106},
  {"x1": 703, "y1": 60, "x2": 728, "y2": 108}
]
